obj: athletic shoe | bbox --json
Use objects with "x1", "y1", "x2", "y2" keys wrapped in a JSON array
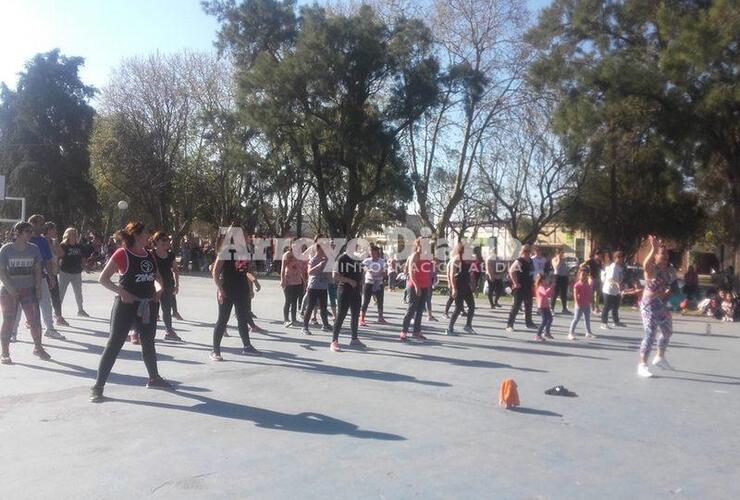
[
  {"x1": 56, "y1": 317, "x2": 70, "y2": 327},
  {"x1": 210, "y1": 351, "x2": 223, "y2": 362},
  {"x1": 290, "y1": 320, "x2": 301, "y2": 328},
  {"x1": 329, "y1": 341, "x2": 341, "y2": 352},
  {"x1": 359, "y1": 317, "x2": 367, "y2": 327},
  {"x1": 534, "y1": 335, "x2": 544, "y2": 342},
  {"x1": 241, "y1": 344, "x2": 262, "y2": 356},
  {"x1": 413, "y1": 332, "x2": 427, "y2": 340},
  {"x1": 567, "y1": 333, "x2": 576, "y2": 340},
  {"x1": 543, "y1": 333, "x2": 554, "y2": 339},
  {"x1": 284, "y1": 321, "x2": 292, "y2": 328},
  {"x1": 463, "y1": 325, "x2": 476, "y2": 334},
  {"x1": 600, "y1": 324, "x2": 611, "y2": 330},
  {"x1": 637, "y1": 363, "x2": 653, "y2": 378},
  {"x1": 377, "y1": 318, "x2": 389, "y2": 325},
  {"x1": 44, "y1": 330, "x2": 66, "y2": 340},
  {"x1": 399, "y1": 331, "x2": 408, "y2": 341},
  {"x1": 651, "y1": 356, "x2": 674, "y2": 370},
  {"x1": 172, "y1": 312, "x2": 184, "y2": 321},
  {"x1": 321, "y1": 325, "x2": 333, "y2": 333},
  {"x1": 250, "y1": 325, "x2": 264, "y2": 334},
  {"x1": 77, "y1": 310, "x2": 90, "y2": 318},
  {"x1": 311, "y1": 318, "x2": 319, "y2": 326},
  {"x1": 614, "y1": 322, "x2": 627, "y2": 328},
  {"x1": 505, "y1": 326, "x2": 514, "y2": 333},
  {"x1": 33, "y1": 348, "x2": 51, "y2": 361},
  {"x1": 8, "y1": 334, "x2": 17, "y2": 343},
  {"x1": 89, "y1": 386, "x2": 104, "y2": 403},
  {"x1": 146, "y1": 377, "x2": 173, "y2": 389},
  {"x1": 164, "y1": 331, "x2": 183, "y2": 341},
  {"x1": 525, "y1": 323, "x2": 537, "y2": 329},
  {"x1": 349, "y1": 338, "x2": 367, "y2": 349},
  {"x1": 445, "y1": 327, "x2": 456, "y2": 336},
  {"x1": 428, "y1": 315, "x2": 438, "y2": 322},
  {"x1": 585, "y1": 333, "x2": 596, "y2": 339},
  {"x1": 131, "y1": 333, "x2": 140, "y2": 345},
  {"x1": 562, "y1": 309, "x2": 571, "y2": 315},
  {"x1": 1, "y1": 355, "x2": 12, "y2": 365},
  {"x1": 302, "y1": 328, "x2": 312, "y2": 336}
]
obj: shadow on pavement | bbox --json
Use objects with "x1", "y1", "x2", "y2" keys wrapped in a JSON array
[
  {"x1": 508, "y1": 407, "x2": 562, "y2": 417},
  {"x1": 109, "y1": 391, "x2": 406, "y2": 441}
]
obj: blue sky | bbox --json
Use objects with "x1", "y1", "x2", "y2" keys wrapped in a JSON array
[{"x1": 0, "y1": 0, "x2": 553, "y2": 94}]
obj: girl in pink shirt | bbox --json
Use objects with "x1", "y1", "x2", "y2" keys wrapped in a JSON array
[
  {"x1": 569, "y1": 268, "x2": 595, "y2": 340},
  {"x1": 535, "y1": 273, "x2": 554, "y2": 342}
]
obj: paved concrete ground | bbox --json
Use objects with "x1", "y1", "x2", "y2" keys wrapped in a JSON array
[{"x1": 1, "y1": 274, "x2": 739, "y2": 499}]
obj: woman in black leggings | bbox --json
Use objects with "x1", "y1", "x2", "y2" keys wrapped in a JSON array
[
  {"x1": 90, "y1": 221, "x2": 170, "y2": 402},
  {"x1": 210, "y1": 226, "x2": 261, "y2": 361},
  {"x1": 446, "y1": 241, "x2": 476, "y2": 335}
]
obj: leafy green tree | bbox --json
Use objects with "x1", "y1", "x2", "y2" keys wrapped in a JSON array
[
  {"x1": 526, "y1": 0, "x2": 735, "y2": 255},
  {"x1": 205, "y1": 0, "x2": 437, "y2": 237},
  {"x1": 0, "y1": 50, "x2": 97, "y2": 227}
]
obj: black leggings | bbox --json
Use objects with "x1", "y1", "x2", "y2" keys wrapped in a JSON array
[
  {"x1": 553, "y1": 275, "x2": 570, "y2": 311},
  {"x1": 333, "y1": 285, "x2": 361, "y2": 341},
  {"x1": 171, "y1": 294, "x2": 179, "y2": 315},
  {"x1": 507, "y1": 287, "x2": 533, "y2": 327},
  {"x1": 213, "y1": 291, "x2": 254, "y2": 351},
  {"x1": 601, "y1": 294, "x2": 621, "y2": 324},
  {"x1": 283, "y1": 284, "x2": 302, "y2": 322},
  {"x1": 361, "y1": 283, "x2": 384, "y2": 317},
  {"x1": 402, "y1": 287, "x2": 430, "y2": 334},
  {"x1": 445, "y1": 295, "x2": 454, "y2": 315},
  {"x1": 448, "y1": 288, "x2": 475, "y2": 329},
  {"x1": 160, "y1": 288, "x2": 174, "y2": 331},
  {"x1": 50, "y1": 278, "x2": 62, "y2": 317},
  {"x1": 487, "y1": 278, "x2": 503, "y2": 307},
  {"x1": 303, "y1": 288, "x2": 330, "y2": 328},
  {"x1": 94, "y1": 298, "x2": 160, "y2": 388}
]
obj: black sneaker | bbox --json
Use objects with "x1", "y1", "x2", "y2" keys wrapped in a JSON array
[
  {"x1": 89, "y1": 386, "x2": 104, "y2": 403},
  {"x1": 8, "y1": 333, "x2": 17, "y2": 343},
  {"x1": 146, "y1": 377, "x2": 173, "y2": 390},
  {"x1": 33, "y1": 348, "x2": 51, "y2": 361},
  {"x1": 241, "y1": 344, "x2": 262, "y2": 356}
]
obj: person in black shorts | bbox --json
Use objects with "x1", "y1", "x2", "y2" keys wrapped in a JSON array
[
  {"x1": 153, "y1": 231, "x2": 182, "y2": 341},
  {"x1": 90, "y1": 221, "x2": 171, "y2": 402},
  {"x1": 331, "y1": 246, "x2": 367, "y2": 352},
  {"x1": 210, "y1": 225, "x2": 261, "y2": 361}
]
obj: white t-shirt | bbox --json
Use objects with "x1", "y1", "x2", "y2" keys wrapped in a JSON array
[
  {"x1": 602, "y1": 263, "x2": 624, "y2": 295},
  {"x1": 362, "y1": 257, "x2": 386, "y2": 285}
]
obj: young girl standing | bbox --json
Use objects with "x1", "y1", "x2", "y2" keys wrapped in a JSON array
[
  {"x1": 569, "y1": 268, "x2": 595, "y2": 340},
  {"x1": 535, "y1": 273, "x2": 554, "y2": 342}
]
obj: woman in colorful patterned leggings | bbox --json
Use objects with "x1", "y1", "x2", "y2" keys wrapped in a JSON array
[{"x1": 637, "y1": 236, "x2": 675, "y2": 378}]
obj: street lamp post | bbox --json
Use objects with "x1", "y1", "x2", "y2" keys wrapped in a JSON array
[{"x1": 117, "y1": 200, "x2": 128, "y2": 229}]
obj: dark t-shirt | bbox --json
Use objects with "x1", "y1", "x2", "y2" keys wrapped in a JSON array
[
  {"x1": 155, "y1": 251, "x2": 176, "y2": 289},
  {"x1": 221, "y1": 258, "x2": 250, "y2": 295},
  {"x1": 60, "y1": 243, "x2": 88, "y2": 274},
  {"x1": 336, "y1": 253, "x2": 363, "y2": 291},
  {"x1": 585, "y1": 258, "x2": 602, "y2": 280}
]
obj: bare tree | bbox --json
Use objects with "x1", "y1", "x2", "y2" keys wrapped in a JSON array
[
  {"x1": 400, "y1": 0, "x2": 530, "y2": 237},
  {"x1": 476, "y1": 106, "x2": 584, "y2": 244}
]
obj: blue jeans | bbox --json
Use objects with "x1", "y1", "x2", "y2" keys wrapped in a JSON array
[
  {"x1": 537, "y1": 308, "x2": 552, "y2": 336},
  {"x1": 569, "y1": 306, "x2": 592, "y2": 335}
]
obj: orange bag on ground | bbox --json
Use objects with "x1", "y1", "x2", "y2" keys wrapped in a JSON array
[{"x1": 499, "y1": 379, "x2": 520, "y2": 408}]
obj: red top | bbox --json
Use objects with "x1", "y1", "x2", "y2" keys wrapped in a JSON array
[
  {"x1": 411, "y1": 258, "x2": 433, "y2": 289},
  {"x1": 573, "y1": 281, "x2": 593, "y2": 306}
]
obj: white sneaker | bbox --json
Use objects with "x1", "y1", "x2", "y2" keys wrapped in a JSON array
[
  {"x1": 505, "y1": 326, "x2": 514, "y2": 333},
  {"x1": 651, "y1": 356, "x2": 673, "y2": 370},
  {"x1": 585, "y1": 333, "x2": 596, "y2": 339},
  {"x1": 600, "y1": 324, "x2": 611, "y2": 330},
  {"x1": 567, "y1": 333, "x2": 576, "y2": 340},
  {"x1": 637, "y1": 363, "x2": 653, "y2": 378}
]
